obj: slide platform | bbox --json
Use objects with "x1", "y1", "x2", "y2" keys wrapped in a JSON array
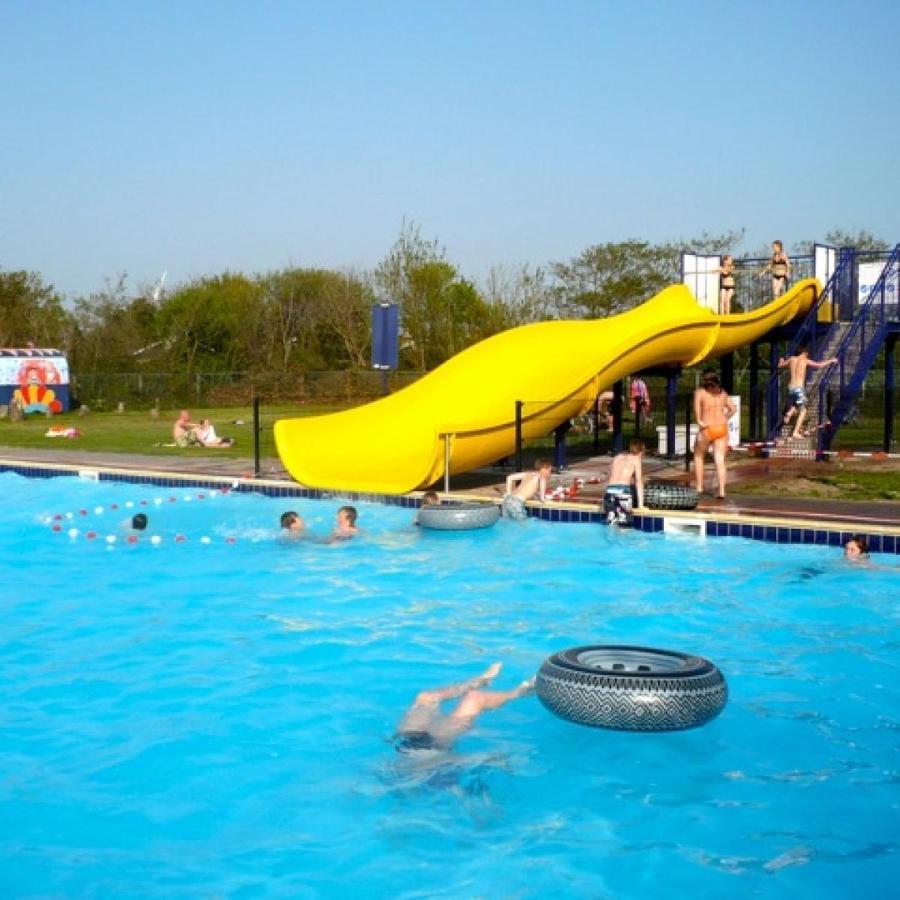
[{"x1": 275, "y1": 279, "x2": 820, "y2": 494}]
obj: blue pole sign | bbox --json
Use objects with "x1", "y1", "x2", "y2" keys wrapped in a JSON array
[{"x1": 371, "y1": 303, "x2": 399, "y2": 370}]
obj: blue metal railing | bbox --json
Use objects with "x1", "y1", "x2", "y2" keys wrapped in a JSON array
[
  {"x1": 730, "y1": 254, "x2": 814, "y2": 313},
  {"x1": 816, "y1": 244, "x2": 900, "y2": 452},
  {"x1": 764, "y1": 250, "x2": 855, "y2": 440}
]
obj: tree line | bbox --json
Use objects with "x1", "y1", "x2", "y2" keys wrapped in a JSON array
[{"x1": 0, "y1": 226, "x2": 889, "y2": 388}]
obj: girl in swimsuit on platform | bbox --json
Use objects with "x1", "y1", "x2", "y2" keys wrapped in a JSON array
[
  {"x1": 761, "y1": 240, "x2": 791, "y2": 298},
  {"x1": 693, "y1": 370, "x2": 736, "y2": 499},
  {"x1": 711, "y1": 254, "x2": 737, "y2": 315}
]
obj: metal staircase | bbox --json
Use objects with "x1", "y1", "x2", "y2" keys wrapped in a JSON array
[
  {"x1": 770, "y1": 323, "x2": 850, "y2": 458},
  {"x1": 815, "y1": 244, "x2": 899, "y2": 454},
  {"x1": 765, "y1": 244, "x2": 899, "y2": 458}
]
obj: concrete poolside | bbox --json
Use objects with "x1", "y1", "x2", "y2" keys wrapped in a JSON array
[{"x1": 2, "y1": 445, "x2": 899, "y2": 536}]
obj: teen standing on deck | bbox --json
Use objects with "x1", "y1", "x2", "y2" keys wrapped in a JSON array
[{"x1": 693, "y1": 371, "x2": 735, "y2": 499}]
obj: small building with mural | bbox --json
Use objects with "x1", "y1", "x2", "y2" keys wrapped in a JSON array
[{"x1": 0, "y1": 349, "x2": 70, "y2": 414}]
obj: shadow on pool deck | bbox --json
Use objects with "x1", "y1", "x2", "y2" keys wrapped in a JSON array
[{"x1": 2, "y1": 446, "x2": 899, "y2": 529}]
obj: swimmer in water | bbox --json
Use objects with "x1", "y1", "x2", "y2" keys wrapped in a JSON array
[
  {"x1": 502, "y1": 458, "x2": 552, "y2": 519},
  {"x1": 604, "y1": 438, "x2": 645, "y2": 526},
  {"x1": 415, "y1": 491, "x2": 441, "y2": 526},
  {"x1": 279, "y1": 510, "x2": 306, "y2": 537},
  {"x1": 394, "y1": 662, "x2": 535, "y2": 754},
  {"x1": 331, "y1": 505, "x2": 359, "y2": 540},
  {"x1": 844, "y1": 535, "x2": 869, "y2": 560}
]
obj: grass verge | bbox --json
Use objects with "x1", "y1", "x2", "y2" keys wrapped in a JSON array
[{"x1": 0, "y1": 405, "x2": 346, "y2": 460}]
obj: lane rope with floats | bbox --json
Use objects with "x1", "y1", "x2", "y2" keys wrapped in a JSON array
[{"x1": 42, "y1": 484, "x2": 242, "y2": 545}]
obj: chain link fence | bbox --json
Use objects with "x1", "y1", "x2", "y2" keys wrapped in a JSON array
[{"x1": 70, "y1": 370, "x2": 426, "y2": 410}]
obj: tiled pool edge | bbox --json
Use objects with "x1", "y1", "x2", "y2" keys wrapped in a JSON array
[{"x1": 3, "y1": 458, "x2": 899, "y2": 555}]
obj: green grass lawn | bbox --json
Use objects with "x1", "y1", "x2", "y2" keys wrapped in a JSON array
[
  {"x1": 773, "y1": 470, "x2": 900, "y2": 501},
  {"x1": 0, "y1": 405, "x2": 346, "y2": 459}
]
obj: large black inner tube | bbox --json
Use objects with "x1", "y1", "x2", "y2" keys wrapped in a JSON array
[
  {"x1": 536, "y1": 644, "x2": 727, "y2": 732},
  {"x1": 418, "y1": 502, "x2": 500, "y2": 531},
  {"x1": 643, "y1": 482, "x2": 700, "y2": 510}
]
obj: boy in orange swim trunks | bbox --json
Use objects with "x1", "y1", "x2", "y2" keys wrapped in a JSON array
[{"x1": 693, "y1": 370, "x2": 736, "y2": 499}]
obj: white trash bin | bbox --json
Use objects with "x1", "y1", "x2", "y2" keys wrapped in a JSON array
[{"x1": 656, "y1": 425, "x2": 699, "y2": 455}]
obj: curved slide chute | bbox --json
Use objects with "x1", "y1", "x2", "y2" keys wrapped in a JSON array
[{"x1": 275, "y1": 279, "x2": 820, "y2": 494}]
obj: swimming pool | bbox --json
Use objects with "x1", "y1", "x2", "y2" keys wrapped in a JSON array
[{"x1": 2, "y1": 472, "x2": 897, "y2": 898}]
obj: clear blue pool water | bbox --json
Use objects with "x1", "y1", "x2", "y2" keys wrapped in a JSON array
[{"x1": 1, "y1": 472, "x2": 898, "y2": 898}]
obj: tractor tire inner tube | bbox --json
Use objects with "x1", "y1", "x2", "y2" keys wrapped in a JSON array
[
  {"x1": 644, "y1": 482, "x2": 700, "y2": 510},
  {"x1": 536, "y1": 645, "x2": 727, "y2": 731},
  {"x1": 417, "y1": 502, "x2": 501, "y2": 531}
]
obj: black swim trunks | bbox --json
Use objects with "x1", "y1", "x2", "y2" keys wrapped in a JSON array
[
  {"x1": 604, "y1": 484, "x2": 635, "y2": 526},
  {"x1": 394, "y1": 730, "x2": 439, "y2": 753}
]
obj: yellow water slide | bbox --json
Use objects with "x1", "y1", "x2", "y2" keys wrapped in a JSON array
[{"x1": 275, "y1": 279, "x2": 820, "y2": 494}]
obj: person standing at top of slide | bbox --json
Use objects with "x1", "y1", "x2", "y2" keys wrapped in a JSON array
[
  {"x1": 708, "y1": 254, "x2": 738, "y2": 315},
  {"x1": 693, "y1": 371, "x2": 736, "y2": 500},
  {"x1": 761, "y1": 240, "x2": 791, "y2": 298}
]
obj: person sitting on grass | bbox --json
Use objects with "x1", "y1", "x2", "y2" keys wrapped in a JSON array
[
  {"x1": 196, "y1": 418, "x2": 234, "y2": 448},
  {"x1": 172, "y1": 410, "x2": 201, "y2": 447}
]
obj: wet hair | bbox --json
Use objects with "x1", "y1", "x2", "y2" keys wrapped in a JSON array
[
  {"x1": 846, "y1": 534, "x2": 869, "y2": 555},
  {"x1": 131, "y1": 513, "x2": 148, "y2": 531},
  {"x1": 280, "y1": 511, "x2": 299, "y2": 529},
  {"x1": 421, "y1": 491, "x2": 440, "y2": 506},
  {"x1": 534, "y1": 457, "x2": 551, "y2": 471},
  {"x1": 628, "y1": 439, "x2": 645, "y2": 455},
  {"x1": 338, "y1": 505, "x2": 357, "y2": 526}
]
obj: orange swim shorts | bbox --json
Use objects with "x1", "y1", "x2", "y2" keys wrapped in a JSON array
[{"x1": 704, "y1": 424, "x2": 729, "y2": 442}]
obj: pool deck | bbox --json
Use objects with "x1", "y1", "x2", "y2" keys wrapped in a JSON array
[{"x1": 3, "y1": 446, "x2": 899, "y2": 536}]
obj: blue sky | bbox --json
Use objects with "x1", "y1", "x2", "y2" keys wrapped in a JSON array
[{"x1": 2, "y1": 0, "x2": 898, "y2": 298}]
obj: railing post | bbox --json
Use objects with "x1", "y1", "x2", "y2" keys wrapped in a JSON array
[
  {"x1": 768, "y1": 341, "x2": 781, "y2": 435},
  {"x1": 720, "y1": 352, "x2": 735, "y2": 394},
  {"x1": 665, "y1": 372, "x2": 677, "y2": 460},
  {"x1": 553, "y1": 422, "x2": 570, "y2": 471},
  {"x1": 253, "y1": 394, "x2": 261, "y2": 478},
  {"x1": 444, "y1": 433, "x2": 451, "y2": 494},
  {"x1": 514, "y1": 400, "x2": 523, "y2": 472},
  {"x1": 612, "y1": 380, "x2": 624, "y2": 455},
  {"x1": 749, "y1": 341, "x2": 759, "y2": 442},
  {"x1": 885, "y1": 335, "x2": 896, "y2": 453}
]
